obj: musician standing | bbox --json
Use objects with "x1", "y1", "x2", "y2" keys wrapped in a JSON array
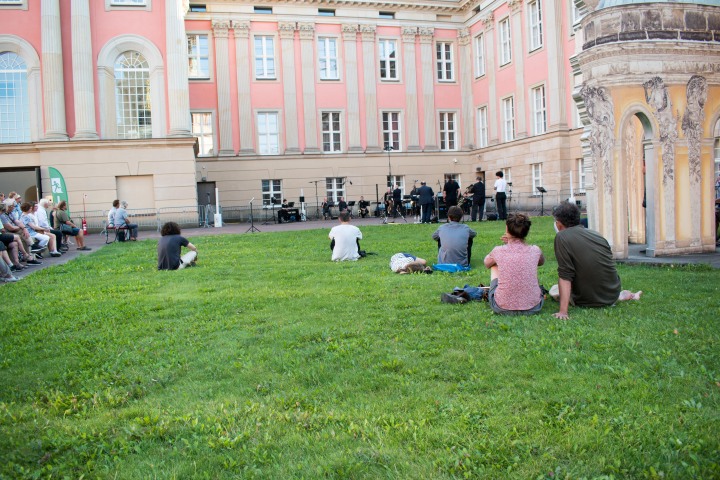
[
  {"x1": 443, "y1": 176, "x2": 460, "y2": 207},
  {"x1": 418, "y1": 181, "x2": 435, "y2": 224},
  {"x1": 470, "y1": 176, "x2": 486, "y2": 221},
  {"x1": 392, "y1": 184, "x2": 402, "y2": 217}
]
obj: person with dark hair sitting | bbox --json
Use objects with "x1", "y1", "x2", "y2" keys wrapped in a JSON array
[
  {"x1": 551, "y1": 201, "x2": 641, "y2": 319},
  {"x1": 157, "y1": 222, "x2": 198, "y2": 270},
  {"x1": 329, "y1": 211, "x2": 363, "y2": 261},
  {"x1": 432, "y1": 205, "x2": 476, "y2": 266},
  {"x1": 483, "y1": 213, "x2": 545, "y2": 315}
]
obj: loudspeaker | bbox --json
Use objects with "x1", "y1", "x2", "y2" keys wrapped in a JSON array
[{"x1": 299, "y1": 196, "x2": 305, "y2": 203}]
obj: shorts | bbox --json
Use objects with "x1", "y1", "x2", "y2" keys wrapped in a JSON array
[
  {"x1": 488, "y1": 278, "x2": 544, "y2": 315},
  {"x1": 0, "y1": 233, "x2": 14, "y2": 247}
]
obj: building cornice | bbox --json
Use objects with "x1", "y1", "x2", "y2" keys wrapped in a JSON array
[{"x1": 209, "y1": 0, "x2": 487, "y2": 15}]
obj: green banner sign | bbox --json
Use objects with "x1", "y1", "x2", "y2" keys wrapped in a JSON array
[{"x1": 48, "y1": 167, "x2": 70, "y2": 215}]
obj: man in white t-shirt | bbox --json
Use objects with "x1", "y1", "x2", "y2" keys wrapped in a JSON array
[
  {"x1": 329, "y1": 211, "x2": 363, "y2": 261},
  {"x1": 494, "y1": 171, "x2": 508, "y2": 220}
]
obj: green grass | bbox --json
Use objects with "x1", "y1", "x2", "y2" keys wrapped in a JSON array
[{"x1": 1, "y1": 217, "x2": 719, "y2": 479}]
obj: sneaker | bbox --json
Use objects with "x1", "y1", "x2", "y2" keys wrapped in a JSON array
[
  {"x1": 26, "y1": 259, "x2": 42, "y2": 265},
  {"x1": 59, "y1": 245, "x2": 69, "y2": 251},
  {"x1": 50, "y1": 252, "x2": 62, "y2": 257},
  {"x1": 441, "y1": 293, "x2": 467, "y2": 304},
  {"x1": 31, "y1": 246, "x2": 45, "y2": 253},
  {"x1": 77, "y1": 246, "x2": 92, "y2": 251},
  {"x1": 1, "y1": 276, "x2": 19, "y2": 283},
  {"x1": 9, "y1": 265, "x2": 24, "y2": 272}
]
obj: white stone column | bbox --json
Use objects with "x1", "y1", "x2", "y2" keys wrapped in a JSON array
[
  {"x1": 360, "y1": 25, "x2": 381, "y2": 153},
  {"x1": 213, "y1": 20, "x2": 234, "y2": 155},
  {"x1": 458, "y1": 28, "x2": 474, "y2": 150},
  {"x1": 483, "y1": 15, "x2": 498, "y2": 145},
  {"x1": 70, "y1": 0, "x2": 98, "y2": 139},
  {"x1": 342, "y1": 24, "x2": 363, "y2": 153},
  {"x1": 544, "y1": 0, "x2": 567, "y2": 130},
  {"x1": 298, "y1": 22, "x2": 319, "y2": 153},
  {"x1": 509, "y1": 0, "x2": 526, "y2": 138},
  {"x1": 41, "y1": 0, "x2": 68, "y2": 140},
  {"x1": 165, "y1": 0, "x2": 192, "y2": 136},
  {"x1": 419, "y1": 27, "x2": 438, "y2": 151},
  {"x1": 402, "y1": 27, "x2": 421, "y2": 152},
  {"x1": 279, "y1": 22, "x2": 300, "y2": 153},
  {"x1": 233, "y1": 21, "x2": 254, "y2": 155}
]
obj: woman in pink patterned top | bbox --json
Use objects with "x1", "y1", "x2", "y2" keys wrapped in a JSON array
[{"x1": 483, "y1": 213, "x2": 545, "y2": 315}]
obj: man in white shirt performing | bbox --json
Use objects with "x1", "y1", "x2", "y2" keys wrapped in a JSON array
[
  {"x1": 494, "y1": 171, "x2": 508, "y2": 220},
  {"x1": 329, "y1": 211, "x2": 363, "y2": 261}
]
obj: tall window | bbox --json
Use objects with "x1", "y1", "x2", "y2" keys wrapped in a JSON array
[
  {"x1": 439, "y1": 112, "x2": 457, "y2": 151},
  {"x1": 257, "y1": 112, "x2": 279, "y2": 154},
  {"x1": 191, "y1": 112, "x2": 214, "y2": 156},
  {"x1": 532, "y1": 85, "x2": 547, "y2": 135},
  {"x1": 379, "y1": 39, "x2": 398, "y2": 81},
  {"x1": 321, "y1": 112, "x2": 341, "y2": 153},
  {"x1": 531, "y1": 163, "x2": 543, "y2": 190},
  {"x1": 382, "y1": 112, "x2": 401, "y2": 151},
  {"x1": 577, "y1": 158, "x2": 586, "y2": 193},
  {"x1": 318, "y1": 37, "x2": 339, "y2": 80},
  {"x1": 502, "y1": 97, "x2": 515, "y2": 142},
  {"x1": 0, "y1": 52, "x2": 30, "y2": 143},
  {"x1": 326, "y1": 177, "x2": 344, "y2": 202},
  {"x1": 262, "y1": 179, "x2": 282, "y2": 206},
  {"x1": 499, "y1": 18, "x2": 512, "y2": 66},
  {"x1": 501, "y1": 168, "x2": 512, "y2": 185},
  {"x1": 477, "y1": 106, "x2": 488, "y2": 148},
  {"x1": 528, "y1": 0, "x2": 543, "y2": 51},
  {"x1": 574, "y1": 73, "x2": 583, "y2": 128},
  {"x1": 474, "y1": 34, "x2": 485, "y2": 78},
  {"x1": 436, "y1": 42, "x2": 454, "y2": 82},
  {"x1": 187, "y1": 34, "x2": 209, "y2": 79},
  {"x1": 114, "y1": 51, "x2": 151, "y2": 139},
  {"x1": 387, "y1": 175, "x2": 405, "y2": 192},
  {"x1": 254, "y1": 36, "x2": 275, "y2": 79}
]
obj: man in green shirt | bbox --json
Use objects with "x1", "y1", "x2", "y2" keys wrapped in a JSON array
[{"x1": 551, "y1": 202, "x2": 641, "y2": 319}]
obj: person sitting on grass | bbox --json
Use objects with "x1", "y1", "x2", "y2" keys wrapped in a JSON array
[
  {"x1": 551, "y1": 201, "x2": 642, "y2": 320},
  {"x1": 54, "y1": 201, "x2": 91, "y2": 251},
  {"x1": 482, "y1": 213, "x2": 545, "y2": 315},
  {"x1": 389, "y1": 253, "x2": 432, "y2": 274},
  {"x1": 113, "y1": 200, "x2": 138, "y2": 241},
  {"x1": 329, "y1": 211, "x2": 363, "y2": 262},
  {"x1": 157, "y1": 222, "x2": 198, "y2": 270},
  {"x1": 19, "y1": 202, "x2": 62, "y2": 257},
  {"x1": 432, "y1": 205, "x2": 476, "y2": 267}
]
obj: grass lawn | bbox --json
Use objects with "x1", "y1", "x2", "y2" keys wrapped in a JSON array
[{"x1": 1, "y1": 217, "x2": 719, "y2": 479}]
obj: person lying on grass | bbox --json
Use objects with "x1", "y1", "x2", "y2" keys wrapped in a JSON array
[
  {"x1": 550, "y1": 201, "x2": 642, "y2": 320},
  {"x1": 389, "y1": 253, "x2": 432, "y2": 274},
  {"x1": 157, "y1": 221, "x2": 198, "y2": 270}
]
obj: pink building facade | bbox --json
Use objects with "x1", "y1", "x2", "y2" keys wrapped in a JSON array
[{"x1": 1, "y1": 0, "x2": 589, "y2": 216}]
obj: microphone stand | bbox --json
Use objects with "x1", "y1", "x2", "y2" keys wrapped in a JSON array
[{"x1": 246, "y1": 198, "x2": 261, "y2": 233}]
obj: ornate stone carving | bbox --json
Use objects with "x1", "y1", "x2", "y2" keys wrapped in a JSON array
[
  {"x1": 418, "y1": 27, "x2": 434, "y2": 44},
  {"x1": 298, "y1": 22, "x2": 315, "y2": 40},
  {"x1": 643, "y1": 76, "x2": 677, "y2": 185},
  {"x1": 681, "y1": 75, "x2": 707, "y2": 185},
  {"x1": 507, "y1": 0, "x2": 522, "y2": 14},
  {"x1": 212, "y1": 20, "x2": 230, "y2": 38},
  {"x1": 625, "y1": 120, "x2": 638, "y2": 199},
  {"x1": 360, "y1": 24, "x2": 376, "y2": 42},
  {"x1": 402, "y1": 26, "x2": 417, "y2": 43},
  {"x1": 232, "y1": 21, "x2": 250, "y2": 38},
  {"x1": 278, "y1": 22, "x2": 297, "y2": 39},
  {"x1": 458, "y1": 28, "x2": 470, "y2": 46},
  {"x1": 580, "y1": 84, "x2": 616, "y2": 194},
  {"x1": 481, "y1": 13, "x2": 495, "y2": 30},
  {"x1": 342, "y1": 24, "x2": 359, "y2": 41}
]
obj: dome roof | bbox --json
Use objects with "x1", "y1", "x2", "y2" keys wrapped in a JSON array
[{"x1": 598, "y1": 0, "x2": 720, "y2": 8}]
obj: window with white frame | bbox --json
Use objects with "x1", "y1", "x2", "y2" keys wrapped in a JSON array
[
  {"x1": 321, "y1": 112, "x2": 342, "y2": 153},
  {"x1": 499, "y1": 18, "x2": 512, "y2": 66},
  {"x1": 382, "y1": 112, "x2": 401, "y2": 151},
  {"x1": 318, "y1": 37, "x2": 339, "y2": 80},
  {"x1": 262, "y1": 179, "x2": 282, "y2": 206},
  {"x1": 577, "y1": 158, "x2": 586, "y2": 193},
  {"x1": 531, "y1": 163, "x2": 543, "y2": 191},
  {"x1": 257, "y1": 112, "x2": 280, "y2": 155},
  {"x1": 191, "y1": 112, "x2": 214, "y2": 156},
  {"x1": 387, "y1": 175, "x2": 405, "y2": 192},
  {"x1": 474, "y1": 34, "x2": 485, "y2": 78},
  {"x1": 571, "y1": 0, "x2": 582, "y2": 25},
  {"x1": 528, "y1": 0, "x2": 543, "y2": 51},
  {"x1": 254, "y1": 36, "x2": 276, "y2": 79},
  {"x1": 187, "y1": 34, "x2": 209, "y2": 79},
  {"x1": 326, "y1": 177, "x2": 345, "y2": 202},
  {"x1": 574, "y1": 73, "x2": 583, "y2": 128},
  {"x1": 436, "y1": 42, "x2": 454, "y2": 82},
  {"x1": 439, "y1": 112, "x2": 457, "y2": 151},
  {"x1": 0, "y1": 52, "x2": 30, "y2": 143},
  {"x1": 532, "y1": 85, "x2": 547, "y2": 135},
  {"x1": 477, "y1": 106, "x2": 488, "y2": 148},
  {"x1": 0, "y1": 0, "x2": 26, "y2": 8},
  {"x1": 501, "y1": 168, "x2": 512, "y2": 185},
  {"x1": 114, "y1": 51, "x2": 151, "y2": 139},
  {"x1": 502, "y1": 96, "x2": 515, "y2": 142},
  {"x1": 379, "y1": 39, "x2": 399, "y2": 81}
]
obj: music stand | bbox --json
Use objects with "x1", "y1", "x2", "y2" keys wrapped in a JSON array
[
  {"x1": 246, "y1": 198, "x2": 261, "y2": 233},
  {"x1": 263, "y1": 197, "x2": 277, "y2": 225},
  {"x1": 536, "y1": 186, "x2": 547, "y2": 216}
]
